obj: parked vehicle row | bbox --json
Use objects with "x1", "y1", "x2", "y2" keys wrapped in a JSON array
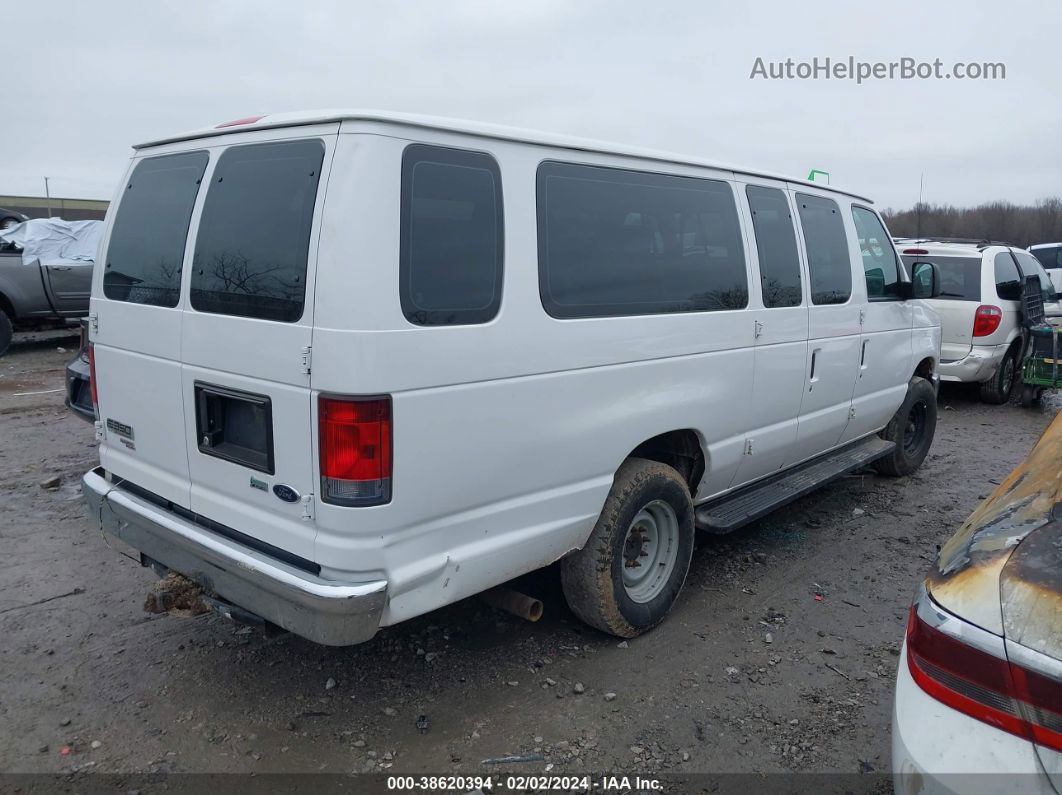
[{"x1": 79, "y1": 110, "x2": 941, "y2": 648}]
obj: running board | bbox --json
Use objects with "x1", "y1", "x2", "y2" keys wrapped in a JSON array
[{"x1": 694, "y1": 436, "x2": 895, "y2": 534}]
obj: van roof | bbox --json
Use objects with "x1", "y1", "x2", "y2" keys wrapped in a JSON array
[
  {"x1": 1030, "y1": 243, "x2": 1062, "y2": 250},
  {"x1": 134, "y1": 108, "x2": 874, "y2": 203}
]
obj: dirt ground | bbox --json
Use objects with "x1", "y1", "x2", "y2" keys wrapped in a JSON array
[{"x1": 1, "y1": 330, "x2": 1057, "y2": 789}]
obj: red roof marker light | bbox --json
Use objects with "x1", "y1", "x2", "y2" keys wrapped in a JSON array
[{"x1": 215, "y1": 115, "x2": 266, "y2": 129}]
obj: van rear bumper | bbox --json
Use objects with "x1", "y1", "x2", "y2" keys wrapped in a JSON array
[
  {"x1": 938, "y1": 343, "x2": 1010, "y2": 383},
  {"x1": 81, "y1": 467, "x2": 387, "y2": 646}
]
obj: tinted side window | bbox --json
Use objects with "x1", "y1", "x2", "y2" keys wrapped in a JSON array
[
  {"x1": 796, "y1": 194, "x2": 852, "y2": 305},
  {"x1": 994, "y1": 252, "x2": 1022, "y2": 300},
  {"x1": 851, "y1": 207, "x2": 902, "y2": 300},
  {"x1": 1032, "y1": 246, "x2": 1062, "y2": 270},
  {"x1": 191, "y1": 139, "x2": 324, "y2": 323},
  {"x1": 400, "y1": 145, "x2": 503, "y2": 326},
  {"x1": 538, "y1": 162, "x2": 747, "y2": 318},
  {"x1": 746, "y1": 186, "x2": 801, "y2": 308},
  {"x1": 104, "y1": 152, "x2": 208, "y2": 307},
  {"x1": 1014, "y1": 251, "x2": 1056, "y2": 301}
]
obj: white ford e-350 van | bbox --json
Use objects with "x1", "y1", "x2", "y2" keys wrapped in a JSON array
[{"x1": 82, "y1": 110, "x2": 942, "y2": 645}]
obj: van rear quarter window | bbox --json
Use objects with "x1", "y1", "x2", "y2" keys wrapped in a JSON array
[
  {"x1": 900, "y1": 255, "x2": 981, "y2": 301},
  {"x1": 103, "y1": 151, "x2": 208, "y2": 307},
  {"x1": 537, "y1": 162, "x2": 748, "y2": 318},
  {"x1": 190, "y1": 139, "x2": 324, "y2": 323},
  {"x1": 796, "y1": 193, "x2": 852, "y2": 305},
  {"x1": 399, "y1": 144, "x2": 503, "y2": 326}
]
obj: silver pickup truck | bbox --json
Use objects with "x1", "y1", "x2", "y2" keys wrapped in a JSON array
[{"x1": 0, "y1": 222, "x2": 97, "y2": 356}]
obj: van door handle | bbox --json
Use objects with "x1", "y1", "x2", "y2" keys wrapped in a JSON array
[
  {"x1": 809, "y1": 348, "x2": 820, "y2": 390},
  {"x1": 860, "y1": 339, "x2": 869, "y2": 369}
]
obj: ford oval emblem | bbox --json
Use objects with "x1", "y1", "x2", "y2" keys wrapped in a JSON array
[{"x1": 272, "y1": 484, "x2": 301, "y2": 503}]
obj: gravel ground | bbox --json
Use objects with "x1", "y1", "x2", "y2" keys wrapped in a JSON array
[{"x1": 1, "y1": 330, "x2": 1057, "y2": 787}]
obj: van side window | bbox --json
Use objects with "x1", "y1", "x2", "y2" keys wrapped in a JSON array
[
  {"x1": 537, "y1": 162, "x2": 747, "y2": 318},
  {"x1": 190, "y1": 139, "x2": 325, "y2": 323},
  {"x1": 400, "y1": 145, "x2": 503, "y2": 326},
  {"x1": 851, "y1": 206, "x2": 902, "y2": 300},
  {"x1": 1014, "y1": 251, "x2": 1056, "y2": 302},
  {"x1": 103, "y1": 151, "x2": 208, "y2": 307},
  {"x1": 745, "y1": 186, "x2": 801, "y2": 307},
  {"x1": 796, "y1": 193, "x2": 852, "y2": 305},
  {"x1": 994, "y1": 252, "x2": 1022, "y2": 300}
]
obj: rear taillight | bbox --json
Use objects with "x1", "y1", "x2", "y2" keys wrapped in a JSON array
[
  {"x1": 87, "y1": 343, "x2": 99, "y2": 416},
  {"x1": 972, "y1": 305, "x2": 1002, "y2": 337},
  {"x1": 903, "y1": 248, "x2": 929, "y2": 255},
  {"x1": 318, "y1": 396, "x2": 392, "y2": 506},
  {"x1": 907, "y1": 588, "x2": 1062, "y2": 752}
]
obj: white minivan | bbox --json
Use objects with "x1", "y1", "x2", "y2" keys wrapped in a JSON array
[{"x1": 82, "y1": 111, "x2": 942, "y2": 645}]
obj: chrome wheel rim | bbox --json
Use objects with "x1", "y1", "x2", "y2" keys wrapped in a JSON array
[{"x1": 621, "y1": 499, "x2": 679, "y2": 603}]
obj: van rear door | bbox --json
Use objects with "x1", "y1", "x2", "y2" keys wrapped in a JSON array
[
  {"x1": 180, "y1": 128, "x2": 336, "y2": 563},
  {"x1": 94, "y1": 151, "x2": 210, "y2": 506}
]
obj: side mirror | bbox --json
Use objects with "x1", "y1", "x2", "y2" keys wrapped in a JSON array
[{"x1": 909, "y1": 261, "x2": 940, "y2": 299}]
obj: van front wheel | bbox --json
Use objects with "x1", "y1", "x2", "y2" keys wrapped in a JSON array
[
  {"x1": 561, "y1": 458, "x2": 694, "y2": 638},
  {"x1": 874, "y1": 376, "x2": 937, "y2": 477}
]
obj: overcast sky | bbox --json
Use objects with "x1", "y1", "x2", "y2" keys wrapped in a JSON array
[{"x1": 4, "y1": 0, "x2": 1059, "y2": 210}]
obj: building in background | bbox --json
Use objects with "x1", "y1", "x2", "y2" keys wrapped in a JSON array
[{"x1": 0, "y1": 195, "x2": 108, "y2": 222}]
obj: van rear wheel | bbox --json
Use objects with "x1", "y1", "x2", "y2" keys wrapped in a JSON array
[
  {"x1": 561, "y1": 458, "x2": 694, "y2": 638},
  {"x1": 980, "y1": 349, "x2": 1018, "y2": 405},
  {"x1": 874, "y1": 376, "x2": 937, "y2": 477}
]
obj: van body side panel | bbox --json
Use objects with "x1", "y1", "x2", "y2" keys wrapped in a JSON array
[
  {"x1": 730, "y1": 180, "x2": 810, "y2": 486},
  {"x1": 842, "y1": 208, "x2": 913, "y2": 442},
  {"x1": 787, "y1": 188, "x2": 859, "y2": 463},
  {"x1": 311, "y1": 133, "x2": 754, "y2": 617}
]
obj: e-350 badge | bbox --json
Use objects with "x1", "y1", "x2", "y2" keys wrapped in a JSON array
[{"x1": 106, "y1": 418, "x2": 136, "y2": 450}]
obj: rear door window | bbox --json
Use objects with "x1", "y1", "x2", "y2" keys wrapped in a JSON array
[
  {"x1": 900, "y1": 255, "x2": 981, "y2": 301},
  {"x1": 795, "y1": 194, "x2": 851, "y2": 305},
  {"x1": 190, "y1": 139, "x2": 325, "y2": 323},
  {"x1": 103, "y1": 151, "x2": 208, "y2": 307},
  {"x1": 746, "y1": 186, "x2": 801, "y2": 307},
  {"x1": 851, "y1": 206, "x2": 902, "y2": 300},
  {"x1": 400, "y1": 144, "x2": 503, "y2": 326},
  {"x1": 994, "y1": 252, "x2": 1022, "y2": 300},
  {"x1": 1014, "y1": 251, "x2": 1057, "y2": 302}
]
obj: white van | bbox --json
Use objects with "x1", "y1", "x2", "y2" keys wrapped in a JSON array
[{"x1": 82, "y1": 111, "x2": 941, "y2": 645}]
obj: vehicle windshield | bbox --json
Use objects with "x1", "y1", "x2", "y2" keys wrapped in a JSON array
[
  {"x1": 901, "y1": 255, "x2": 981, "y2": 301},
  {"x1": 1032, "y1": 245, "x2": 1062, "y2": 270}
]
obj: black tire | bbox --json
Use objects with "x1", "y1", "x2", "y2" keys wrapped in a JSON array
[
  {"x1": 561, "y1": 457, "x2": 694, "y2": 638},
  {"x1": 0, "y1": 310, "x2": 12, "y2": 357},
  {"x1": 979, "y1": 349, "x2": 1019, "y2": 405},
  {"x1": 1020, "y1": 384, "x2": 1042, "y2": 409},
  {"x1": 874, "y1": 376, "x2": 937, "y2": 477}
]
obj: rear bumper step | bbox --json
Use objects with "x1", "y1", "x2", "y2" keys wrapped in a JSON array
[
  {"x1": 695, "y1": 436, "x2": 895, "y2": 533},
  {"x1": 82, "y1": 467, "x2": 387, "y2": 646}
]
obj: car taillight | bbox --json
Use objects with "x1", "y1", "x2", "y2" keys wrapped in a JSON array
[
  {"x1": 907, "y1": 588, "x2": 1062, "y2": 752},
  {"x1": 972, "y1": 305, "x2": 1002, "y2": 337},
  {"x1": 319, "y1": 396, "x2": 392, "y2": 506},
  {"x1": 87, "y1": 343, "x2": 99, "y2": 415}
]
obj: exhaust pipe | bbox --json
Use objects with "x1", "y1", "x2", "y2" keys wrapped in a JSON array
[{"x1": 481, "y1": 586, "x2": 544, "y2": 622}]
